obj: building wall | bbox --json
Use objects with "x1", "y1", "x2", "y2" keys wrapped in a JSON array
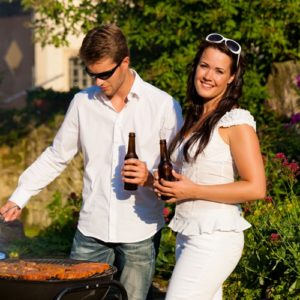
[
  {"x1": 34, "y1": 34, "x2": 85, "y2": 91},
  {"x1": 0, "y1": 5, "x2": 88, "y2": 109},
  {"x1": 0, "y1": 14, "x2": 34, "y2": 109}
]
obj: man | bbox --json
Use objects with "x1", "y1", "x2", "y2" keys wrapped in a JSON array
[{"x1": 0, "y1": 24, "x2": 182, "y2": 300}]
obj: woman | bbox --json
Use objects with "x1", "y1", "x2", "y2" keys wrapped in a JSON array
[{"x1": 154, "y1": 33, "x2": 266, "y2": 300}]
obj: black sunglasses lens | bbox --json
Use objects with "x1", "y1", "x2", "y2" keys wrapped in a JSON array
[
  {"x1": 96, "y1": 71, "x2": 113, "y2": 80},
  {"x1": 207, "y1": 34, "x2": 223, "y2": 42},
  {"x1": 86, "y1": 69, "x2": 113, "y2": 80},
  {"x1": 85, "y1": 63, "x2": 119, "y2": 80},
  {"x1": 226, "y1": 40, "x2": 240, "y2": 52}
]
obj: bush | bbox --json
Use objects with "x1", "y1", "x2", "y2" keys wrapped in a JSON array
[
  {"x1": 155, "y1": 205, "x2": 176, "y2": 281},
  {"x1": 0, "y1": 88, "x2": 78, "y2": 146},
  {"x1": 224, "y1": 153, "x2": 300, "y2": 299},
  {"x1": 8, "y1": 191, "x2": 81, "y2": 258}
]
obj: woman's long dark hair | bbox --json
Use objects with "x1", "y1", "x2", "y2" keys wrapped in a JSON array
[{"x1": 169, "y1": 40, "x2": 246, "y2": 162}]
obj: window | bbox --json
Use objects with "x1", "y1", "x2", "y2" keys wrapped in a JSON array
[{"x1": 69, "y1": 57, "x2": 92, "y2": 89}]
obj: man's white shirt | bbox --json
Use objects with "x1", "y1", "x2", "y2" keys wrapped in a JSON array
[{"x1": 10, "y1": 71, "x2": 183, "y2": 243}]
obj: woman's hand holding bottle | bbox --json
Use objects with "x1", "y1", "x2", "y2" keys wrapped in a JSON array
[{"x1": 153, "y1": 169, "x2": 197, "y2": 203}]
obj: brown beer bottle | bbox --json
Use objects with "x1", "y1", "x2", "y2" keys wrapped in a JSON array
[
  {"x1": 124, "y1": 132, "x2": 138, "y2": 191},
  {"x1": 158, "y1": 139, "x2": 175, "y2": 200}
]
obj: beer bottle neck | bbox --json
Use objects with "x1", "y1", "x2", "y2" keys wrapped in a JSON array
[
  {"x1": 160, "y1": 140, "x2": 169, "y2": 162},
  {"x1": 128, "y1": 137, "x2": 136, "y2": 153}
]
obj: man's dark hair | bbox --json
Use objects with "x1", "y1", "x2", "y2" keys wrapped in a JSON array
[{"x1": 79, "y1": 24, "x2": 129, "y2": 65}]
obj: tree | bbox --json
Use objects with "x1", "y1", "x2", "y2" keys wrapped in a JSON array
[{"x1": 22, "y1": 0, "x2": 300, "y2": 115}]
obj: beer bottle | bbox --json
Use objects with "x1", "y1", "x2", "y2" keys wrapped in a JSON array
[
  {"x1": 158, "y1": 139, "x2": 175, "y2": 200},
  {"x1": 124, "y1": 132, "x2": 138, "y2": 191}
]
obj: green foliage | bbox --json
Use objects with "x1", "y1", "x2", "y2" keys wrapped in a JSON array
[
  {"x1": 8, "y1": 191, "x2": 81, "y2": 258},
  {"x1": 224, "y1": 153, "x2": 300, "y2": 299},
  {"x1": 0, "y1": 109, "x2": 29, "y2": 146},
  {"x1": 277, "y1": 123, "x2": 300, "y2": 163},
  {"x1": 155, "y1": 204, "x2": 176, "y2": 280},
  {"x1": 21, "y1": 0, "x2": 300, "y2": 111},
  {"x1": 0, "y1": 88, "x2": 78, "y2": 146},
  {"x1": 155, "y1": 227, "x2": 176, "y2": 280},
  {"x1": 47, "y1": 191, "x2": 81, "y2": 232},
  {"x1": 26, "y1": 87, "x2": 79, "y2": 115}
]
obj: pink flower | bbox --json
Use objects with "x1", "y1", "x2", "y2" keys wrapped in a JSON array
[
  {"x1": 270, "y1": 233, "x2": 281, "y2": 241},
  {"x1": 275, "y1": 153, "x2": 286, "y2": 160},
  {"x1": 275, "y1": 153, "x2": 288, "y2": 165},
  {"x1": 264, "y1": 196, "x2": 273, "y2": 203},
  {"x1": 282, "y1": 160, "x2": 289, "y2": 166},
  {"x1": 287, "y1": 162, "x2": 300, "y2": 174},
  {"x1": 163, "y1": 207, "x2": 170, "y2": 218}
]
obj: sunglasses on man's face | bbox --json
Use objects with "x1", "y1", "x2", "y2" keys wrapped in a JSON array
[
  {"x1": 85, "y1": 59, "x2": 123, "y2": 80},
  {"x1": 205, "y1": 33, "x2": 241, "y2": 66}
]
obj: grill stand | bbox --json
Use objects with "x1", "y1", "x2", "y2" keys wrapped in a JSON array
[{"x1": 55, "y1": 279, "x2": 128, "y2": 300}]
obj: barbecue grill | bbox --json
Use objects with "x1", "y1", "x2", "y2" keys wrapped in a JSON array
[{"x1": 0, "y1": 258, "x2": 128, "y2": 300}]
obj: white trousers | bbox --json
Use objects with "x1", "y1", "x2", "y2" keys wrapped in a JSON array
[{"x1": 165, "y1": 231, "x2": 244, "y2": 300}]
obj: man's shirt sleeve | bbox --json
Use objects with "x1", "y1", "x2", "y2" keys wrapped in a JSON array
[{"x1": 9, "y1": 97, "x2": 80, "y2": 208}]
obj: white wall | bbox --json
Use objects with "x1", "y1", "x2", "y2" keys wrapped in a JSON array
[{"x1": 34, "y1": 34, "x2": 84, "y2": 91}]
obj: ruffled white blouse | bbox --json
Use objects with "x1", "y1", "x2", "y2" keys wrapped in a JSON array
[{"x1": 169, "y1": 108, "x2": 256, "y2": 235}]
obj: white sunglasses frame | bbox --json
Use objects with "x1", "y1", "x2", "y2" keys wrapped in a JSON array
[{"x1": 205, "y1": 33, "x2": 241, "y2": 66}]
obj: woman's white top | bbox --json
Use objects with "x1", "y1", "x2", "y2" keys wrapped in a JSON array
[{"x1": 169, "y1": 108, "x2": 256, "y2": 235}]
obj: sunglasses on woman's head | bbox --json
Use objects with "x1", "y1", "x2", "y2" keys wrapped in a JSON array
[
  {"x1": 205, "y1": 33, "x2": 241, "y2": 66},
  {"x1": 85, "y1": 59, "x2": 123, "y2": 80}
]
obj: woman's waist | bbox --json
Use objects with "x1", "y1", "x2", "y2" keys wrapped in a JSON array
[
  {"x1": 175, "y1": 200, "x2": 242, "y2": 215},
  {"x1": 170, "y1": 202, "x2": 250, "y2": 234}
]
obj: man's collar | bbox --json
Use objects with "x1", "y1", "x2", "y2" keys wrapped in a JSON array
[
  {"x1": 127, "y1": 69, "x2": 143, "y2": 100},
  {"x1": 93, "y1": 69, "x2": 143, "y2": 102}
]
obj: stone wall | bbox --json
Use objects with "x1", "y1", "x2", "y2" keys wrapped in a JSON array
[
  {"x1": 267, "y1": 60, "x2": 300, "y2": 117},
  {"x1": 0, "y1": 115, "x2": 83, "y2": 229}
]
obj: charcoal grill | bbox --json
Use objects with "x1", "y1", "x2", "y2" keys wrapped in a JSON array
[{"x1": 0, "y1": 258, "x2": 128, "y2": 300}]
